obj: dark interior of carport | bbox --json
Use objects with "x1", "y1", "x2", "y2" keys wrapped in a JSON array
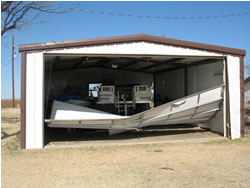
[{"x1": 43, "y1": 54, "x2": 224, "y2": 145}]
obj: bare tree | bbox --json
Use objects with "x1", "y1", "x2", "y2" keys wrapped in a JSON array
[
  {"x1": 1, "y1": 1, "x2": 74, "y2": 36},
  {"x1": 245, "y1": 58, "x2": 250, "y2": 78}
]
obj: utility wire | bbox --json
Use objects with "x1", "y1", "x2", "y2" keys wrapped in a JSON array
[
  {"x1": 57, "y1": 4, "x2": 249, "y2": 20},
  {"x1": 76, "y1": 8, "x2": 249, "y2": 20}
]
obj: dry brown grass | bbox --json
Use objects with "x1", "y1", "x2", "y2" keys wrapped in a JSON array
[{"x1": 1, "y1": 107, "x2": 250, "y2": 188}]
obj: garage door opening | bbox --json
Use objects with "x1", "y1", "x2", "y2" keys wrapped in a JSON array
[{"x1": 43, "y1": 55, "x2": 225, "y2": 146}]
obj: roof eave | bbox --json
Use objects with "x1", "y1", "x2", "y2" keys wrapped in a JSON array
[{"x1": 18, "y1": 34, "x2": 246, "y2": 56}]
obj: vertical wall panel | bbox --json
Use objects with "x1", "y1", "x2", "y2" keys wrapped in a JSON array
[
  {"x1": 26, "y1": 52, "x2": 44, "y2": 149},
  {"x1": 155, "y1": 69, "x2": 184, "y2": 102},
  {"x1": 26, "y1": 53, "x2": 35, "y2": 149},
  {"x1": 34, "y1": 53, "x2": 44, "y2": 148},
  {"x1": 187, "y1": 62, "x2": 223, "y2": 94},
  {"x1": 187, "y1": 61, "x2": 224, "y2": 133},
  {"x1": 223, "y1": 59, "x2": 227, "y2": 137},
  {"x1": 227, "y1": 55, "x2": 241, "y2": 139}
]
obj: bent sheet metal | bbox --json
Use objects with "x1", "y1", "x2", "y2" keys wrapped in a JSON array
[{"x1": 45, "y1": 85, "x2": 224, "y2": 135}]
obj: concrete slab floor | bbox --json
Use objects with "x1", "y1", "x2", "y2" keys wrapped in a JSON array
[{"x1": 44, "y1": 125, "x2": 225, "y2": 149}]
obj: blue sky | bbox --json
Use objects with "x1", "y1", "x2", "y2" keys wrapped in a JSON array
[{"x1": 1, "y1": 1, "x2": 250, "y2": 99}]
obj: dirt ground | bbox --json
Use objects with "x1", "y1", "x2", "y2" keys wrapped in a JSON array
[{"x1": 1, "y1": 107, "x2": 250, "y2": 188}]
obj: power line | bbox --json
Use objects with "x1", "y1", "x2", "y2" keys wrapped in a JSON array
[
  {"x1": 57, "y1": 4, "x2": 249, "y2": 20},
  {"x1": 76, "y1": 8, "x2": 249, "y2": 20}
]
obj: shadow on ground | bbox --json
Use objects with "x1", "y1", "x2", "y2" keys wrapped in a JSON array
[
  {"x1": 1, "y1": 130, "x2": 20, "y2": 140},
  {"x1": 44, "y1": 124, "x2": 213, "y2": 145}
]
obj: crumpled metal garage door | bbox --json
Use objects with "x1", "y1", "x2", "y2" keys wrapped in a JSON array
[{"x1": 45, "y1": 85, "x2": 224, "y2": 135}]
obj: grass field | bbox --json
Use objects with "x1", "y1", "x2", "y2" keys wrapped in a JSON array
[{"x1": 1, "y1": 107, "x2": 250, "y2": 188}]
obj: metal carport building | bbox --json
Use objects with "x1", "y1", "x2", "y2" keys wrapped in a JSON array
[{"x1": 18, "y1": 34, "x2": 246, "y2": 149}]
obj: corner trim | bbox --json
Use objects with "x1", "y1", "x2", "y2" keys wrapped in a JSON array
[
  {"x1": 225, "y1": 58, "x2": 230, "y2": 138},
  {"x1": 21, "y1": 53, "x2": 26, "y2": 149},
  {"x1": 240, "y1": 56, "x2": 245, "y2": 137}
]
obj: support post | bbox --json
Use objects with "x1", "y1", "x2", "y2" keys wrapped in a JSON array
[
  {"x1": 225, "y1": 58, "x2": 230, "y2": 138},
  {"x1": 184, "y1": 67, "x2": 188, "y2": 96},
  {"x1": 240, "y1": 56, "x2": 245, "y2": 137},
  {"x1": 21, "y1": 53, "x2": 26, "y2": 149}
]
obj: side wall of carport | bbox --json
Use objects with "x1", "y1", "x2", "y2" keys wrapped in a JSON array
[
  {"x1": 20, "y1": 42, "x2": 243, "y2": 149},
  {"x1": 21, "y1": 52, "x2": 44, "y2": 149},
  {"x1": 227, "y1": 55, "x2": 242, "y2": 139}
]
